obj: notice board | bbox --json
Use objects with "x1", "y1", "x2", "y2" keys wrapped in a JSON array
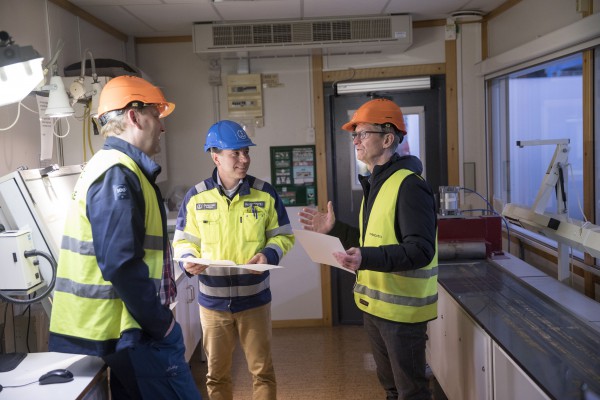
[{"x1": 270, "y1": 145, "x2": 317, "y2": 207}]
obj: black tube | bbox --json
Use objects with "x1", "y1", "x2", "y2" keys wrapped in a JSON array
[{"x1": 0, "y1": 250, "x2": 56, "y2": 305}]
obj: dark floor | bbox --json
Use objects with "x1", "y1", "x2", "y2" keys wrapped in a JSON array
[{"x1": 188, "y1": 325, "x2": 447, "y2": 399}]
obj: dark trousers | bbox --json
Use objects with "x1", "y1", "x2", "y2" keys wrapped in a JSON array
[
  {"x1": 103, "y1": 322, "x2": 202, "y2": 400},
  {"x1": 363, "y1": 312, "x2": 431, "y2": 400}
]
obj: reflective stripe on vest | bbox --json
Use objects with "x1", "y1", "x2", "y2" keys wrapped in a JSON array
[
  {"x1": 49, "y1": 149, "x2": 164, "y2": 342},
  {"x1": 355, "y1": 169, "x2": 438, "y2": 323}
]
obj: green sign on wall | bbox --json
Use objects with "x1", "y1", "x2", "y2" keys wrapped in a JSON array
[{"x1": 270, "y1": 145, "x2": 317, "y2": 207}]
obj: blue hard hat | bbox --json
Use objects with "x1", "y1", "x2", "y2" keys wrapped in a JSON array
[{"x1": 204, "y1": 120, "x2": 256, "y2": 152}]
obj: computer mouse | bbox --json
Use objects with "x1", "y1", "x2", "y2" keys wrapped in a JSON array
[{"x1": 38, "y1": 368, "x2": 74, "y2": 385}]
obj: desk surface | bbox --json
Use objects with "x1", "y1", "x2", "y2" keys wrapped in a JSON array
[
  {"x1": 0, "y1": 352, "x2": 106, "y2": 399},
  {"x1": 439, "y1": 258, "x2": 600, "y2": 400}
]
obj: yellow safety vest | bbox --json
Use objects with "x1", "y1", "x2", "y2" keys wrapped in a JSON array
[
  {"x1": 355, "y1": 169, "x2": 438, "y2": 323},
  {"x1": 49, "y1": 149, "x2": 164, "y2": 341}
]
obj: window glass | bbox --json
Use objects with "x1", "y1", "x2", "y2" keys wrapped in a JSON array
[{"x1": 491, "y1": 54, "x2": 583, "y2": 221}]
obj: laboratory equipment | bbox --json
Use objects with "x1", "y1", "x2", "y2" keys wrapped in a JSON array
[
  {"x1": 439, "y1": 185, "x2": 461, "y2": 216},
  {"x1": 502, "y1": 139, "x2": 600, "y2": 281},
  {"x1": 0, "y1": 164, "x2": 81, "y2": 312},
  {"x1": 0, "y1": 229, "x2": 42, "y2": 292}
]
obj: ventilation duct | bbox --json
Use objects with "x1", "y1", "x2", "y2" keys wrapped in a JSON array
[{"x1": 193, "y1": 15, "x2": 412, "y2": 57}]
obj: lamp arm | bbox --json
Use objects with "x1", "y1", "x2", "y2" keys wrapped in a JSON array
[
  {"x1": 81, "y1": 49, "x2": 98, "y2": 83},
  {"x1": 44, "y1": 40, "x2": 64, "y2": 76}
]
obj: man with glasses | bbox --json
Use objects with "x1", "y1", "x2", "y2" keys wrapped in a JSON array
[
  {"x1": 299, "y1": 98, "x2": 438, "y2": 400},
  {"x1": 49, "y1": 75, "x2": 202, "y2": 399},
  {"x1": 173, "y1": 120, "x2": 294, "y2": 400}
]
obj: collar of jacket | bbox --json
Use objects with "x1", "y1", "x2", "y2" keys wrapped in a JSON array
[
  {"x1": 210, "y1": 167, "x2": 253, "y2": 197},
  {"x1": 103, "y1": 136, "x2": 162, "y2": 183}
]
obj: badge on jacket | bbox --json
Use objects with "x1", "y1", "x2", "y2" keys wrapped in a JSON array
[{"x1": 114, "y1": 184, "x2": 130, "y2": 200}]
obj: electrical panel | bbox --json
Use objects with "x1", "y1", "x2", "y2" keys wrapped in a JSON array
[{"x1": 226, "y1": 74, "x2": 263, "y2": 126}]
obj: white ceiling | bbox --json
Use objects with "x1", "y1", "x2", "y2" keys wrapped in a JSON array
[{"x1": 67, "y1": 0, "x2": 508, "y2": 38}]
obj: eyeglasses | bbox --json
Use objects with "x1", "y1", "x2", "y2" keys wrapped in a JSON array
[{"x1": 350, "y1": 130, "x2": 385, "y2": 141}]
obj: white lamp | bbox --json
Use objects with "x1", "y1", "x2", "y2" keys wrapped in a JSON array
[
  {"x1": 0, "y1": 31, "x2": 44, "y2": 107},
  {"x1": 44, "y1": 75, "x2": 74, "y2": 118}
]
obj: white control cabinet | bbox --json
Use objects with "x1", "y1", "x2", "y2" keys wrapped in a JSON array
[
  {"x1": 493, "y1": 343, "x2": 550, "y2": 400},
  {"x1": 427, "y1": 286, "x2": 492, "y2": 400},
  {"x1": 427, "y1": 285, "x2": 551, "y2": 400}
]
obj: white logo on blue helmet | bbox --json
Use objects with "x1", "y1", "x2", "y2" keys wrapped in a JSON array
[{"x1": 236, "y1": 129, "x2": 248, "y2": 140}]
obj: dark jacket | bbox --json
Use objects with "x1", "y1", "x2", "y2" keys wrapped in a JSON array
[
  {"x1": 49, "y1": 136, "x2": 173, "y2": 356},
  {"x1": 329, "y1": 153, "x2": 437, "y2": 272}
]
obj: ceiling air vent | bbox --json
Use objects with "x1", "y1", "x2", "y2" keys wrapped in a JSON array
[{"x1": 193, "y1": 15, "x2": 412, "y2": 57}]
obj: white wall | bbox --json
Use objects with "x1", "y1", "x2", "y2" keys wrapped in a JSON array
[
  {"x1": 457, "y1": 22, "x2": 488, "y2": 210},
  {"x1": 486, "y1": 0, "x2": 591, "y2": 58}
]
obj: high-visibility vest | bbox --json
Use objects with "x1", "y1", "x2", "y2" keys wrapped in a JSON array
[
  {"x1": 49, "y1": 149, "x2": 164, "y2": 341},
  {"x1": 355, "y1": 169, "x2": 438, "y2": 323}
]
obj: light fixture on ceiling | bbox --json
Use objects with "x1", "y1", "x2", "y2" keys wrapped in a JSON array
[
  {"x1": 336, "y1": 77, "x2": 431, "y2": 95},
  {"x1": 0, "y1": 31, "x2": 44, "y2": 107},
  {"x1": 450, "y1": 10, "x2": 484, "y2": 22}
]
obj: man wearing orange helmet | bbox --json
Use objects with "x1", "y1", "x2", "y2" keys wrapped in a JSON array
[
  {"x1": 299, "y1": 98, "x2": 438, "y2": 400},
  {"x1": 49, "y1": 75, "x2": 202, "y2": 400}
]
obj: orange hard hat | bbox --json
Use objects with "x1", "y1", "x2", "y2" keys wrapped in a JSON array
[
  {"x1": 97, "y1": 75, "x2": 175, "y2": 120},
  {"x1": 341, "y1": 98, "x2": 406, "y2": 133}
]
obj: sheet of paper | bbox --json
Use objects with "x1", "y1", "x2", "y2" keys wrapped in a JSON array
[
  {"x1": 174, "y1": 258, "x2": 282, "y2": 272},
  {"x1": 236, "y1": 264, "x2": 283, "y2": 272},
  {"x1": 293, "y1": 229, "x2": 355, "y2": 274},
  {"x1": 173, "y1": 257, "x2": 236, "y2": 266}
]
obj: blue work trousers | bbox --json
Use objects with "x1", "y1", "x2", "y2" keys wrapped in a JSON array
[
  {"x1": 363, "y1": 312, "x2": 431, "y2": 400},
  {"x1": 103, "y1": 322, "x2": 202, "y2": 400}
]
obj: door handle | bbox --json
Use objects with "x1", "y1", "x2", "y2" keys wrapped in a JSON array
[{"x1": 187, "y1": 285, "x2": 194, "y2": 303}]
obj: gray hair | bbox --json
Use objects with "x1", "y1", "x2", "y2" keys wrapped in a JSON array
[
  {"x1": 99, "y1": 107, "x2": 152, "y2": 138},
  {"x1": 100, "y1": 112, "x2": 128, "y2": 138},
  {"x1": 380, "y1": 123, "x2": 403, "y2": 153}
]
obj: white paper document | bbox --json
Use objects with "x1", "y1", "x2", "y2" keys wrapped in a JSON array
[
  {"x1": 292, "y1": 229, "x2": 355, "y2": 274},
  {"x1": 174, "y1": 257, "x2": 235, "y2": 266},
  {"x1": 173, "y1": 257, "x2": 283, "y2": 272}
]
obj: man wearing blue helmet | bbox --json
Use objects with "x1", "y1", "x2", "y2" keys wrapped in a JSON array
[{"x1": 173, "y1": 120, "x2": 294, "y2": 400}]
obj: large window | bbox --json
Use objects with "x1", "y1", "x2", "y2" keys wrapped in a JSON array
[{"x1": 490, "y1": 54, "x2": 584, "y2": 223}]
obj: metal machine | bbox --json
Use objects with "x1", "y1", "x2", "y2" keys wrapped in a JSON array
[
  {"x1": 437, "y1": 185, "x2": 503, "y2": 260},
  {"x1": 0, "y1": 229, "x2": 42, "y2": 292},
  {"x1": 501, "y1": 139, "x2": 600, "y2": 281}
]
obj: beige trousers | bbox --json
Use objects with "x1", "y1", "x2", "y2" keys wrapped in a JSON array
[{"x1": 200, "y1": 304, "x2": 276, "y2": 400}]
